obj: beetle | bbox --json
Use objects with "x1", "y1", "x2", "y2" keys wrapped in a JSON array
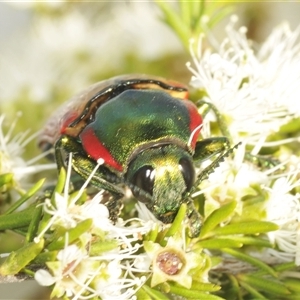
[{"x1": 39, "y1": 74, "x2": 232, "y2": 237}]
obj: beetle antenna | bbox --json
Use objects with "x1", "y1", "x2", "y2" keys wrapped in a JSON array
[
  {"x1": 187, "y1": 124, "x2": 203, "y2": 148},
  {"x1": 192, "y1": 142, "x2": 241, "y2": 190}
]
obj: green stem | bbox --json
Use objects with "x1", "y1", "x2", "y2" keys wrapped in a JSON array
[{"x1": 5, "y1": 178, "x2": 45, "y2": 214}]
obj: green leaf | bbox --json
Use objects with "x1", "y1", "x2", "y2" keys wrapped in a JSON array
[
  {"x1": 227, "y1": 274, "x2": 242, "y2": 298},
  {"x1": 212, "y1": 221, "x2": 278, "y2": 236},
  {"x1": 90, "y1": 240, "x2": 118, "y2": 256},
  {"x1": 154, "y1": 1, "x2": 190, "y2": 49},
  {"x1": 145, "y1": 223, "x2": 160, "y2": 242},
  {"x1": 26, "y1": 200, "x2": 44, "y2": 243},
  {"x1": 155, "y1": 1, "x2": 232, "y2": 51},
  {"x1": 196, "y1": 237, "x2": 243, "y2": 249},
  {"x1": 207, "y1": 5, "x2": 234, "y2": 28},
  {"x1": 141, "y1": 284, "x2": 170, "y2": 300},
  {"x1": 239, "y1": 280, "x2": 268, "y2": 299},
  {"x1": 222, "y1": 248, "x2": 277, "y2": 277},
  {"x1": 135, "y1": 287, "x2": 152, "y2": 300},
  {"x1": 0, "y1": 238, "x2": 44, "y2": 275},
  {"x1": 283, "y1": 278, "x2": 300, "y2": 293},
  {"x1": 33, "y1": 251, "x2": 58, "y2": 264},
  {"x1": 239, "y1": 274, "x2": 291, "y2": 296},
  {"x1": 165, "y1": 203, "x2": 187, "y2": 238},
  {"x1": 198, "y1": 235, "x2": 272, "y2": 249},
  {"x1": 0, "y1": 205, "x2": 36, "y2": 230},
  {"x1": 4, "y1": 178, "x2": 45, "y2": 214},
  {"x1": 190, "y1": 2, "x2": 205, "y2": 34},
  {"x1": 200, "y1": 201, "x2": 237, "y2": 238},
  {"x1": 47, "y1": 218, "x2": 93, "y2": 250},
  {"x1": 191, "y1": 281, "x2": 221, "y2": 292},
  {"x1": 253, "y1": 261, "x2": 296, "y2": 277},
  {"x1": 274, "y1": 262, "x2": 297, "y2": 272},
  {"x1": 179, "y1": 0, "x2": 192, "y2": 25},
  {"x1": 53, "y1": 167, "x2": 66, "y2": 195},
  {"x1": 169, "y1": 283, "x2": 225, "y2": 299},
  {"x1": 227, "y1": 236, "x2": 272, "y2": 248}
]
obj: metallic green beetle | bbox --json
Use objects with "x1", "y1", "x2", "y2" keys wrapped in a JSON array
[{"x1": 39, "y1": 74, "x2": 230, "y2": 237}]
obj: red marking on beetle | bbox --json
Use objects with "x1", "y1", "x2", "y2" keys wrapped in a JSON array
[
  {"x1": 184, "y1": 101, "x2": 202, "y2": 149},
  {"x1": 80, "y1": 127, "x2": 123, "y2": 172}
]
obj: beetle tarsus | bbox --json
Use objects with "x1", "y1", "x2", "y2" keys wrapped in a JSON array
[
  {"x1": 186, "y1": 199, "x2": 202, "y2": 238},
  {"x1": 105, "y1": 196, "x2": 124, "y2": 223}
]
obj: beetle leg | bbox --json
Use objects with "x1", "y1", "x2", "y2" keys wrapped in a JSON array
[
  {"x1": 197, "y1": 100, "x2": 232, "y2": 143},
  {"x1": 105, "y1": 195, "x2": 124, "y2": 223},
  {"x1": 71, "y1": 153, "x2": 124, "y2": 195},
  {"x1": 70, "y1": 153, "x2": 125, "y2": 222},
  {"x1": 197, "y1": 101, "x2": 280, "y2": 171},
  {"x1": 54, "y1": 136, "x2": 69, "y2": 172},
  {"x1": 55, "y1": 135, "x2": 122, "y2": 193},
  {"x1": 186, "y1": 198, "x2": 202, "y2": 238},
  {"x1": 193, "y1": 142, "x2": 241, "y2": 189},
  {"x1": 55, "y1": 135, "x2": 125, "y2": 221},
  {"x1": 193, "y1": 137, "x2": 230, "y2": 162},
  {"x1": 188, "y1": 143, "x2": 238, "y2": 237}
]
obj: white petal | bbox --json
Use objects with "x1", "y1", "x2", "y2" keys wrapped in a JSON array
[{"x1": 35, "y1": 269, "x2": 56, "y2": 286}]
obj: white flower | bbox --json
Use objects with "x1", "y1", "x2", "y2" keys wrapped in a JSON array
[
  {"x1": 144, "y1": 234, "x2": 206, "y2": 288},
  {"x1": 33, "y1": 156, "x2": 110, "y2": 241},
  {"x1": 187, "y1": 17, "x2": 300, "y2": 272},
  {"x1": 264, "y1": 169, "x2": 300, "y2": 265},
  {"x1": 187, "y1": 16, "x2": 300, "y2": 145},
  {"x1": 34, "y1": 154, "x2": 153, "y2": 299},
  {"x1": 0, "y1": 113, "x2": 55, "y2": 191},
  {"x1": 135, "y1": 201, "x2": 164, "y2": 225},
  {"x1": 35, "y1": 244, "x2": 98, "y2": 299},
  {"x1": 195, "y1": 144, "x2": 268, "y2": 218},
  {"x1": 94, "y1": 259, "x2": 146, "y2": 300}
]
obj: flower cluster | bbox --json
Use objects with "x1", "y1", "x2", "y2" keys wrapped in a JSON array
[
  {"x1": 0, "y1": 113, "x2": 55, "y2": 209},
  {"x1": 0, "y1": 114, "x2": 52, "y2": 184},
  {"x1": 29, "y1": 156, "x2": 209, "y2": 299},
  {"x1": 33, "y1": 158, "x2": 151, "y2": 299},
  {"x1": 187, "y1": 16, "x2": 300, "y2": 146},
  {"x1": 187, "y1": 15, "x2": 300, "y2": 287}
]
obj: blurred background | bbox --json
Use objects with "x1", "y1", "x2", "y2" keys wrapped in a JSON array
[
  {"x1": 0, "y1": 1, "x2": 300, "y2": 299},
  {"x1": 1, "y1": 2, "x2": 300, "y2": 143}
]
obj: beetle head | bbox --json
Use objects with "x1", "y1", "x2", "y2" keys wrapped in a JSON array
[{"x1": 126, "y1": 145, "x2": 195, "y2": 223}]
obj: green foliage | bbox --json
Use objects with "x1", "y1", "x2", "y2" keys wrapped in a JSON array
[
  {"x1": 0, "y1": 239, "x2": 44, "y2": 276},
  {"x1": 155, "y1": 1, "x2": 233, "y2": 50}
]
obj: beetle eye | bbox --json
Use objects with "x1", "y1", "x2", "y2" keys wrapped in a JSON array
[
  {"x1": 179, "y1": 157, "x2": 195, "y2": 192},
  {"x1": 130, "y1": 165, "x2": 155, "y2": 203}
]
